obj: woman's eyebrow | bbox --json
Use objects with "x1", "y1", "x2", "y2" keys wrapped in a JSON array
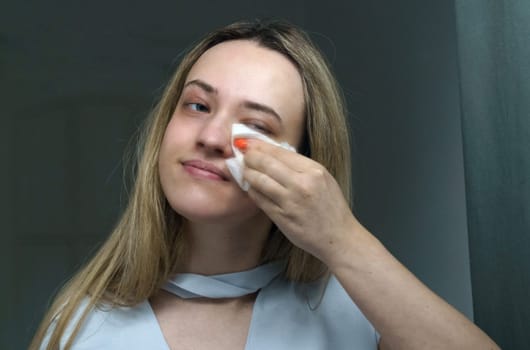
[
  {"x1": 184, "y1": 79, "x2": 218, "y2": 94},
  {"x1": 242, "y1": 101, "x2": 282, "y2": 123},
  {"x1": 184, "y1": 79, "x2": 282, "y2": 122}
]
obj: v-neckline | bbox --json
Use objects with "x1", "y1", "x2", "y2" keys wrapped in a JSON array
[{"x1": 145, "y1": 290, "x2": 262, "y2": 350}]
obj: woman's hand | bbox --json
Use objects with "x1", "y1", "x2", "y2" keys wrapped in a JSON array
[
  {"x1": 241, "y1": 139, "x2": 359, "y2": 264},
  {"x1": 242, "y1": 139, "x2": 500, "y2": 350}
]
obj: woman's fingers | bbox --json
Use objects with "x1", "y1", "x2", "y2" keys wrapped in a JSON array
[
  {"x1": 243, "y1": 139, "x2": 314, "y2": 191},
  {"x1": 246, "y1": 184, "x2": 283, "y2": 219},
  {"x1": 245, "y1": 139, "x2": 312, "y2": 173},
  {"x1": 243, "y1": 151, "x2": 294, "y2": 190},
  {"x1": 243, "y1": 166, "x2": 288, "y2": 206}
]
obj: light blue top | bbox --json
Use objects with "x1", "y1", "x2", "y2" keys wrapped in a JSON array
[{"x1": 43, "y1": 264, "x2": 380, "y2": 349}]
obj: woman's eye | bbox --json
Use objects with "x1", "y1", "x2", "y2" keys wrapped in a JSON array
[
  {"x1": 246, "y1": 123, "x2": 271, "y2": 135},
  {"x1": 187, "y1": 103, "x2": 209, "y2": 112}
]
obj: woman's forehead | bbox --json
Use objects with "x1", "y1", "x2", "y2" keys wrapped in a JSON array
[{"x1": 184, "y1": 40, "x2": 304, "y2": 120}]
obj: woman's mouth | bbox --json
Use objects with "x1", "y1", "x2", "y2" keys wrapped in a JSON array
[{"x1": 181, "y1": 159, "x2": 229, "y2": 181}]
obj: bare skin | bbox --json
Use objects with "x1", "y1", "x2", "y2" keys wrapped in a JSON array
[{"x1": 150, "y1": 291, "x2": 256, "y2": 350}]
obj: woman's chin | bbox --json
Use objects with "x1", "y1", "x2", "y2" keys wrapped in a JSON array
[
  {"x1": 180, "y1": 211, "x2": 264, "y2": 228},
  {"x1": 169, "y1": 198, "x2": 262, "y2": 225}
]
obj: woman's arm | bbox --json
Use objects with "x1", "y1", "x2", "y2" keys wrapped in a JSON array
[
  {"x1": 327, "y1": 219, "x2": 499, "y2": 350},
  {"x1": 242, "y1": 140, "x2": 499, "y2": 350}
]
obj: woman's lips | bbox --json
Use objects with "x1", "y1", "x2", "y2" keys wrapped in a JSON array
[{"x1": 182, "y1": 159, "x2": 229, "y2": 181}]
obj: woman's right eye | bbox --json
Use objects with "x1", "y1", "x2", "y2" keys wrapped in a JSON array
[{"x1": 187, "y1": 102, "x2": 209, "y2": 113}]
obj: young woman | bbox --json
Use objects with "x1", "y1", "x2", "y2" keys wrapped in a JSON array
[{"x1": 31, "y1": 19, "x2": 499, "y2": 350}]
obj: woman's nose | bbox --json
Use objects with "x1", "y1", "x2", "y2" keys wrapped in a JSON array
[{"x1": 196, "y1": 118, "x2": 233, "y2": 157}]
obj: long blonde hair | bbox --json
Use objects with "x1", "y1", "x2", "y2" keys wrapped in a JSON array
[{"x1": 30, "y1": 19, "x2": 351, "y2": 350}]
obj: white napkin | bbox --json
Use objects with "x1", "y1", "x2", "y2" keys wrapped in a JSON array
[{"x1": 225, "y1": 123, "x2": 296, "y2": 191}]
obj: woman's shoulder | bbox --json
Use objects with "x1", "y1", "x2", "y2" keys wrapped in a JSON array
[{"x1": 41, "y1": 297, "x2": 168, "y2": 350}]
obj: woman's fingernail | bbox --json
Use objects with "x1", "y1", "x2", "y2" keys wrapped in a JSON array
[{"x1": 234, "y1": 138, "x2": 248, "y2": 151}]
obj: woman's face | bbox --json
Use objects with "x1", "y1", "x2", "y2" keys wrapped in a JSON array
[{"x1": 158, "y1": 39, "x2": 305, "y2": 225}]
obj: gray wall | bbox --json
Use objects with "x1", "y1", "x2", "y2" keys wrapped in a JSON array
[{"x1": 1, "y1": 1, "x2": 472, "y2": 349}]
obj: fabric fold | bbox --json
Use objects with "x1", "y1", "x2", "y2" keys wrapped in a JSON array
[{"x1": 162, "y1": 260, "x2": 285, "y2": 299}]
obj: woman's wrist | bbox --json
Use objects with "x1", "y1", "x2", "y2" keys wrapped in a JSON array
[{"x1": 320, "y1": 218, "x2": 386, "y2": 276}]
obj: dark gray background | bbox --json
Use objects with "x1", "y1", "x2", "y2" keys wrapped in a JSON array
[{"x1": 1, "y1": 1, "x2": 472, "y2": 349}]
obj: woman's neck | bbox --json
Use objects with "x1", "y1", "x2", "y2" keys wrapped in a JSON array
[{"x1": 178, "y1": 214, "x2": 273, "y2": 275}]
